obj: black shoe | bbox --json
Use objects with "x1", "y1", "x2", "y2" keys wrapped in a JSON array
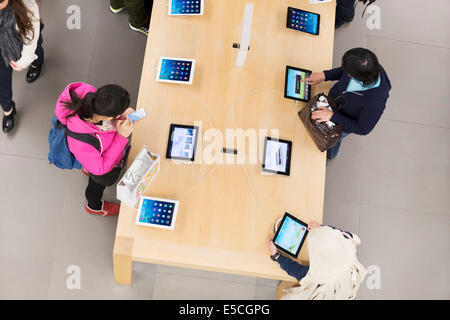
[
  {"x1": 3, "y1": 102, "x2": 17, "y2": 133},
  {"x1": 344, "y1": 10, "x2": 355, "y2": 23},
  {"x1": 26, "y1": 64, "x2": 43, "y2": 83}
]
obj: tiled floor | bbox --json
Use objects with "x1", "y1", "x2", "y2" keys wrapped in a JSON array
[{"x1": 0, "y1": 0, "x2": 448, "y2": 300}]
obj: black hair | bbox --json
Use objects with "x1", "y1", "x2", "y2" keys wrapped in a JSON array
[
  {"x1": 342, "y1": 48, "x2": 381, "y2": 86},
  {"x1": 63, "y1": 84, "x2": 130, "y2": 120}
]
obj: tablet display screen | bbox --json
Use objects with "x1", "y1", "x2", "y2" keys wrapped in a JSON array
[
  {"x1": 287, "y1": 7, "x2": 320, "y2": 35},
  {"x1": 170, "y1": 0, "x2": 204, "y2": 15},
  {"x1": 157, "y1": 58, "x2": 195, "y2": 84},
  {"x1": 166, "y1": 124, "x2": 199, "y2": 161},
  {"x1": 262, "y1": 137, "x2": 292, "y2": 176},
  {"x1": 274, "y1": 214, "x2": 308, "y2": 257},
  {"x1": 136, "y1": 197, "x2": 179, "y2": 230},
  {"x1": 285, "y1": 66, "x2": 311, "y2": 102}
]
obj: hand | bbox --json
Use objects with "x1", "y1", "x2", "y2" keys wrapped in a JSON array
[
  {"x1": 117, "y1": 107, "x2": 135, "y2": 121},
  {"x1": 308, "y1": 221, "x2": 321, "y2": 230},
  {"x1": 10, "y1": 61, "x2": 23, "y2": 71},
  {"x1": 116, "y1": 119, "x2": 135, "y2": 138},
  {"x1": 302, "y1": 71, "x2": 325, "y2": 85},
  {"x1": 311, "y1": 107, "x2": 333, "y2": 123},
  {"x1": 267, "y1": 238, "x2": 278, "y2": 256}
]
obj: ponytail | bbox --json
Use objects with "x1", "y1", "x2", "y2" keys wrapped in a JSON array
[{"x1": 62, "y1": 88, "x2": 96, "y2": 120}]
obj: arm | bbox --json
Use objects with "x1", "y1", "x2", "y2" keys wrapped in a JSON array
[
  {"x1": 330, "y1": 101, "x2": 385, "y2": 135},
  {"x1": 15, "y1": 0, "x2": 40, "y2": 69},
  {"x1": 276, "y1": 255, "x2": 309, "y2": 281},
  {"x1": 323, "y1": 67, "x2": 344, "y2": 82}
]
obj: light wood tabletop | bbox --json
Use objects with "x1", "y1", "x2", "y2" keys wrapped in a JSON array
[{"x1": 113, "y1": 0, "x2": 335, "y2": 285}]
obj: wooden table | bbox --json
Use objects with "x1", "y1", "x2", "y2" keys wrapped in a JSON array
[{"x1": 113, "y1": 0, "x2": 335, "y2": 285}]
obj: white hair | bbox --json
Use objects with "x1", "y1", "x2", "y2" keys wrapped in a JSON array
[{"x1": 282, "y1": 226, "x2": 366, "y2": 300}]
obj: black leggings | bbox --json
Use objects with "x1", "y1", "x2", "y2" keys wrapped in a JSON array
[{"x1": 85, "y1": 167, "x2": 122, "y2": 210}]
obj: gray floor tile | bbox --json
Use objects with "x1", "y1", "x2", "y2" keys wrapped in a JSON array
[
  {"x1": 0, "y1": 155, "x2": 67, "y2": 258},
  {"x1": 324, "y1": 133, "x2": 365, "y2": 203},
  {"x1": 0, "y1": 252, "x2": 53, "y2": 300},
  {"x1": 255, "y1": 285, "x2": 277, "y2": 300},
  {"x1": 367, "y1": 0, "x2": 450, "y2": 48},
  {"x1": 46, "y1": 260, "x2": 155, "y2": 300},
  {"x1": 360, "y1": 120, "x2": 449, "y2": 215},
  {"x1": 156, "y1": 264, "x2": 257, "y2": 285},
  {"x1": 53, "y1": 171, "x2": 119, "y2": 266},
  {"x1": 152, "y1": 272, "x2": 256, "y2": 300},
  {"x1": 356, "y1": 204, "x2": 450, "y2": 299},
  {"x1": 368, "y1": 37, "x2": 450, "y2": 128},
  {"x1": 323, "y1": 199, "x2": 360, "y2": 235}
]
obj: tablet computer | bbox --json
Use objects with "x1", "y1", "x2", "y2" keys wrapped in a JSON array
[
  {"x1": 273, "y1": 212, "x2": 309, "y2": 258},
  {"x1": 166, "y1": 124, "x2": 199, "y2": 161},
  {"x1": 286, "y1": 7, "x2": 320, "y2": 35},
  {"x1": 169, "y1": 0, "x2": 204, "y2": 16},
  {"x1": 262, "y1": 137, "x2": 292, "y2": 176},
  {"x1": 156, "y1": 57, "x2": 196, "y2": 85},
  {"x1": 135, "y1": 196, "x2": 179, "y2": 230},
  {"x1": 284, "y1": 65, "x2": 311, "y2": 102}
]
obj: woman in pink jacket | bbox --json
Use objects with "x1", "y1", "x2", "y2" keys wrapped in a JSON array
[{"x1": 55, "y1": 82, "x2": 136, "y2": 216}]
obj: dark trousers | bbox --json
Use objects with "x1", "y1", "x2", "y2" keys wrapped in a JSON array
[
  {"x1": 336, "y1": 0, "x2": 356, "y2": 26},
  {"x1": 0, "y1": 25, "x2": 44, "y2": 112},
  {"x1": 110, "y1": 0, "x2": 154, "y2": 28},
  {"x1": 85, "y1": 167, "x2": 122, "y2": 210}
]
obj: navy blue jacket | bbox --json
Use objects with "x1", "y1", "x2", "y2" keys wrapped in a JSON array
[{"x1": 324, "y1": 66, "x2": 392, "y2": 135}]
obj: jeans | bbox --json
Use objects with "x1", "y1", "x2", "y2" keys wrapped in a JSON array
[
  {"x1": 0, "y1": 24, "x2": 44, "y2": 112},
  {"x1": 110, "y1": 0, "x2": 153, "y2": 28},
  {"x1": 327, "y1": 131, "x2": 350, "y2": 159}
]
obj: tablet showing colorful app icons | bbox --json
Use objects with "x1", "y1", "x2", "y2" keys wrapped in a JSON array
[
  {"x1": 284, "y1": 65, "x2": 312, "y2": 102},
  {"x1": 166, "y1": 124, "x2": 199, "y2": 161},
  {"x1": 262, "y1": 137, "x2": 292, "y2": 176},
  {"x1": 286, "y1": 7, "x2": 320, "y2": 35},
  {"x1": 156, "y1": 57, "x2": 196, "y2": 85},
  {"x1": 136, "y1": 196, "x2": 179, "y2": 230},
  {"x1": 169, "y1": 0, "x2": 204, "y2": 16},
  {"x1": 273, "y1": 212, "x2": 309, "y2": 258}
]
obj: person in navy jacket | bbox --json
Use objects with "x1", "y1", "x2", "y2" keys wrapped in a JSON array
[{"x1": 303, "y1": 48, "x2": 392, "y2": 159}]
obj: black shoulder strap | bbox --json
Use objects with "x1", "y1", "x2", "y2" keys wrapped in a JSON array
[{"x1": 64, "y1": 127, "x2": 101, "y2": 152}]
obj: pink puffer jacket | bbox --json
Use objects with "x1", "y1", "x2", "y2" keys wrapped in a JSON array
[{"x1": 55, "y1": 82, "x2": 128, "y2": 175}]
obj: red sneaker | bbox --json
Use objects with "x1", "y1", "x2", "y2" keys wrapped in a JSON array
[
  {"x1": 85, "y1": 201, "x2": 120, "y2": 217},
  {"x1": 81, "y1": 167, "x2": 89, "y2": 176}
]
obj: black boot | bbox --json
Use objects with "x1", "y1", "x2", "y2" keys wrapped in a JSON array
[
  {"x1": 26, "y1": 64, "x2": 43, "y2": 83},
  {"x1": 3, "y1": 101, "x2": 17, "y2": 133}
]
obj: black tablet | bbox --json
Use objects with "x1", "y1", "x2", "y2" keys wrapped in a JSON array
[
  {"x1": 273, "y1": 212, "x2": 309, "y2": 259},
  {"x1": 284, "y1": 65, "x2": 312, "y2": 102},
  {"x1": 166, "y1": 124, "x2": 199, "y2": 161},
  {"x1": 286, "y1": 7, "x2": 320, "y2": 36},
  {"x1": 262, "y1": 137, "x2": 292, "y2": 176}
]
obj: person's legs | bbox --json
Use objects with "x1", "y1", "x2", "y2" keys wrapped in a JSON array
[
  {"x1": 327, "y1": 131, "x2": 350, "y2": 159},
  {"x1": 0, "y1": 65, "x2": 13, "y2": 113},
  {"x1": 85, "y1": 177, "x2": 106, "y2": 210},
  {"x1": 335, "y1": 0, "x2": 356, "y2": 28},
  {"x1": 26, "y1": 24, "x2": 45, "y2": 83},
  {"x1": 123, "y1": 0, "x2": 150, "y2": 28}
]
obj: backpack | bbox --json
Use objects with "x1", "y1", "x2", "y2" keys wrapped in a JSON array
[{"x1": 48, "y1": 116, "x2": 101, "y2": 169}]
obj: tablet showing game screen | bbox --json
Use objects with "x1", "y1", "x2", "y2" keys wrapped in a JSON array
[
  {"x1": 286, "y1": 7, "x2": 320, "y2": 35},
  {"x1": 262, "y1": 137, "x2": 292, "y2": 176},
  {"x1": 156, "y1": 57, "x2": 196, "y2": 85},
  {"x1": 166, "y1": 124, "x2": 199, "y2": 161},
  {"x1": 284, "y1": 65, "x2": 311, "y2": 102},
  {"x1": 273, "y1": 212, "x2": 309, "y2": 258},
  {"x1": 169, "y1": 0, "x2": 204, "y2": 15},
  {"x1": 136, "y1": 196, "x2": 179, "y2": 230}
]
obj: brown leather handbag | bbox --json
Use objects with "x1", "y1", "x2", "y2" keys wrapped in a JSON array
[{"x1": 298, "y1": 93, "x2": 342, "y2": 152}]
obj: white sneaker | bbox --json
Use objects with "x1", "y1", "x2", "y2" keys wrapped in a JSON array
[
  {"x1": 110, "y1": 5, "x2": 125, "y2": 14},
  {"x1": 128, "y1": 22, "x2": 149, "y2": 36}
]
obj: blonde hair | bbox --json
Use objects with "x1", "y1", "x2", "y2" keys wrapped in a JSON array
[{"x1": 282, "y1": 226, "x2": 366, "y2": 300}]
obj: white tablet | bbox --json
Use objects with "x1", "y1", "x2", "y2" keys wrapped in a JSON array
[
  {"x1": 156, "y1": 57, "x2": 196, "y2": 85},
  {"x1": 135, "y1": 196, "x2": 179, "y2": 230},
  {"x1": 168, "y1": 0, "x2": 204, "y2": 16}
]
